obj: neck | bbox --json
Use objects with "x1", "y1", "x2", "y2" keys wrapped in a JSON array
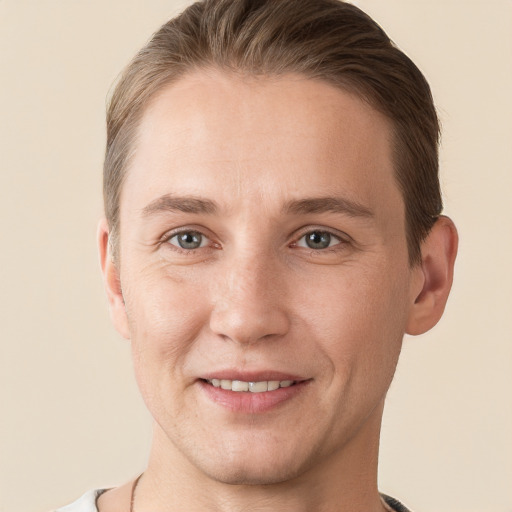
[{"x1": 135, "y1": 401, "x2": 386, "y2": 512}]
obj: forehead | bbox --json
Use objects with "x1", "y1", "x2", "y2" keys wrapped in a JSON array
[{"x1": 123, "y1": 69, "x2": 402, "y2": 223}]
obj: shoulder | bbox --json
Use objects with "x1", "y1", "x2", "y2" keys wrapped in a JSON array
[{"x1": 54, "y1": 489, "x2": 107, "y2": 512}]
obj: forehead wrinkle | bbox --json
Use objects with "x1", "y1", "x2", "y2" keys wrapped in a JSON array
[{"x1": 232, "y1": 158, "x2": 245, "y2": 201}]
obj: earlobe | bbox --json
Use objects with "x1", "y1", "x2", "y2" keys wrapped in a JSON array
[
  {"x1": 406, "y1": 216, "x2": 459, "y2": 336},
  {"x1": 97, "y1": 218, "x2": 131, "y2": 339}
]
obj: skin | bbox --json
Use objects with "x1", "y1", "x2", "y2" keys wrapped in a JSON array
[{"x1": 98, "y1": 70, "x2": 457, "y2": 512}]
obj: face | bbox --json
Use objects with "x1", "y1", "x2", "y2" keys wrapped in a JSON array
[{"x1": 109, "y1": 70, "x2": 424, "y2": 485}]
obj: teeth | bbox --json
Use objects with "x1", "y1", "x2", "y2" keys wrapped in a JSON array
[
  {"x1": 220, "y1": 379, "x2": 232, "y2": 390},
  {"x1": 207, "y1": 379, "x2": 296, "y2": 393},
  {"x1": 232, "y1": 380, "x2": 249, "y2": 392},
  {"x1": 249, "y1": 381, "x2": 267, "y2": 393},
  {"x1": 267, "y1": 380, "x2": 280, "y2": 391}
]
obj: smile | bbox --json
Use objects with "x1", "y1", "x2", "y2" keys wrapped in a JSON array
[
  {"x1": 205, "y1": 379, "x2": 296, "y2": 393},
  {"x1": 200, "y1": 376, "x2": 309, "y2": 413}
]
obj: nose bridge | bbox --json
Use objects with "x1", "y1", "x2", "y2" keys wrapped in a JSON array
[
  {"x1": 209, "y1": 246, "x2": 290, "y2": 344},
  {"x1": 228, "y1": 249, "x2": 272, "y2": 302}
]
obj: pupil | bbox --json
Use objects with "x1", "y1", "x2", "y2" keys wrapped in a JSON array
[
  {"x1": 178, "y1": 232, "x2": 201, "y2": 249},
  {"x1": 307, "y1": 231, "x2": 330, "y2": 249}
]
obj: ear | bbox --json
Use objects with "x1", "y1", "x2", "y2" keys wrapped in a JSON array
[
  {"x1": 406, "y1": 215, "x2": 459, "y2": 335},
  {"x1": 97, "y1": 218, "x2": 131, "y2": 339}
]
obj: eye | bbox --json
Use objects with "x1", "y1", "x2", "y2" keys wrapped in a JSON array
[
  {"x1": 296, "y1": 230, "x2": 341, "y2": 250},
  {"x1": 168, "y1": 230, "x2": 209, "y2": 250}
]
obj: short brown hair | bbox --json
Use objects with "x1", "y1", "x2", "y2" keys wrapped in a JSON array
[{"x1": 104, "y1": 0, "x2": 442, "y2": 264}]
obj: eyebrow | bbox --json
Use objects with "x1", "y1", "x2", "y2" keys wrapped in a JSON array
[
  {"x1": 140, "y1": 194, "x2": 373, "y2": 219},
  {"x1": 141, "y1": 194, "x2": 218, "y2": 217},
  {"x1": 283, "y1": 196, "x2": 374, "y2": 218}
]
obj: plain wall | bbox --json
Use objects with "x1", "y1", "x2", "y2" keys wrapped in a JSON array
[{"x1": 0, "y1": 1, "x2": 510, "y2": 511}]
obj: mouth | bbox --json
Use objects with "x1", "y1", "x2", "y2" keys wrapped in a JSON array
[
  {"x1": 202, "y1": 378, "x2": 297, "y2": 393},
  {"x1": 198, "y1": 375, "x2": 310, "y2": 413}
]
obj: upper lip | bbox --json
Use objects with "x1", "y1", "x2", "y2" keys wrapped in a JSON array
[{"x1": 200, "y1": 370, "x2": 308, "y2": 382}]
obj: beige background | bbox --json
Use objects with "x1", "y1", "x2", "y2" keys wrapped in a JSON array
[{"x1": 0, "y1": 1, "x2": 511, "y2": 511}]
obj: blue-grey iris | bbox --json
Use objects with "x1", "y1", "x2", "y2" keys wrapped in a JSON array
[
  {"x1": 177, "y1": 231, "x2": 203, "y2": 249},
  {"x1": 306, "y1": 231, "x2": 331, "y2": 249}
]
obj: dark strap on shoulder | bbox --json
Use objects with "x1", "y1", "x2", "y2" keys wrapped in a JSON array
[{"x1": 380, "y1": 493, "x2": 412, "y2": 512}]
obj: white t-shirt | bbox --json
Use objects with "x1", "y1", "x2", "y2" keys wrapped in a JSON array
[{"x1": 55, "y1": 489, "x2": 107, "y2": 512}]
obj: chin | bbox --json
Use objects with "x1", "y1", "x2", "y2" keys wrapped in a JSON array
[
  {"x1": 188, "y1": 435, "x2": 317, "y2": 486},
  {"x1": 201, "y1": 460, "x2": 305, "y2": 486}
]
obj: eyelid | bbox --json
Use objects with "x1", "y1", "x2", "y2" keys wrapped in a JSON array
[{"x1": 160, "y1": 225, "x2": 208, "y2": 242}]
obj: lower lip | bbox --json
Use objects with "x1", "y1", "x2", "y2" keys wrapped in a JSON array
[{"x1": 199, "y1": 380, "x2": 310, "y2": 413}]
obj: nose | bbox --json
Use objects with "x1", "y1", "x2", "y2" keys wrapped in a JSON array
[{"x1": 209, "y1": 251, "x2": 291, "y2": 345}]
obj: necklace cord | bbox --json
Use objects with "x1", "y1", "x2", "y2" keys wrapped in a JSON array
[{"x1": 130, "y1": 473, "x2": 143, "y2": 512}]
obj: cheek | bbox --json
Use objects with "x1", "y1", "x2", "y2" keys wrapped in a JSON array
[
  {"x1": 122, "y1": 268, "x2": 214, "y2": 424},
  {"x1": 355, "y1": 270, "x2": 410, "y2": 387},
  {"x1": 123, "y1": 269, "x2": 210, "y2": 377},
  {"x1": 304, "y1": 260, "x2": 411, "y2": 373}
]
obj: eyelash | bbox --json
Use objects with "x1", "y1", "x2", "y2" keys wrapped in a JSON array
[{"x1": 161, "y1": 227, "x2": 350, "y2": 255}]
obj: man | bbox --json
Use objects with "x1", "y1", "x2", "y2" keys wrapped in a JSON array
[{"x1": 57, "y1": 0, "x2": 458, "y2": 510}]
